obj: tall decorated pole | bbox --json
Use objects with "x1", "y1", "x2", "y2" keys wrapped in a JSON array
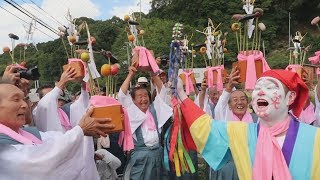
[
  {"x1": 164, "y1": 23, "x2": 196, "y2": 177},
  {"x1": 231, "y1": 0, "x2": 270, "y2": 90}
]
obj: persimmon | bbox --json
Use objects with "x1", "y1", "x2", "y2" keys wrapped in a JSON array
[
  {"x1": 124, "y1": 15, "x2": 130, "y2": 22},
  {"x1": 200, "y1": 47, "x2": 206, "y2": 54},
  {"x1": 69, "y1": 36, "x2": 76, "y2": 44},
  {"x1": 2, "y1": 46, "x2": 10, "y2": 53},
  {"x1": 128, "y1": 35, "x2": 135, "y2": 42},
  {"x1": 101, "y1": 64, "x2": 111, "y2": 76}
]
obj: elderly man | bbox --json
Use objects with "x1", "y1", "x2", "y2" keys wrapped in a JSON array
[
  {"x1": 0, "y1": 82, "x2": 114, "y2": 179},
  {"x1": 119, "y1": 66, "x2": 172, "y2": 179},
  {"x1": 176, "y1": 69, "x2": 320, "y2": 179},
  {"x1": 195, "y1": 79, "x2": 221, "y2": 118},
  {"x1": 215, "y1": 67, "x2": 257, "y2": 123}
]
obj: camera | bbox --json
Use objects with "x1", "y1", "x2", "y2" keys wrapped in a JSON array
[{"x1": 18, "y1": 66, "x2": 40, "y2": 80}]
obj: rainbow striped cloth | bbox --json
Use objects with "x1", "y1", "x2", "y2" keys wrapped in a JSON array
[{"x1": 180, "y1": 98, "x2": 320, "y2": 180}]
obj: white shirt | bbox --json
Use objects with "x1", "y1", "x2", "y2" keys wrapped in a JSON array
[
  {"x1": 32, "y1": 87, "x2": 99, "y2": 180},
  {"x1": 33, "y1": 87, "x2": 64, "y2": 132},
  {"x1": 118, "y1": 86, "x2": 172, "y2": 147},
  {"x1": 0, "y1": 126, "x2": 85, "y2": 180},
  {"x1": 194, "y1": 90, "x2": 213, "y2": 117},
  {"x1": 214, "y1": 90, "x2": 233, "y2": 121}
]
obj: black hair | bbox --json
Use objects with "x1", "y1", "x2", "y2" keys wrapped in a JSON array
[
  {"x1": 36, "y1": 84, "x2": 54, "y2": 99},
  {"x1": 130, "y1": 86, "x2": 151, "y2": 101}
]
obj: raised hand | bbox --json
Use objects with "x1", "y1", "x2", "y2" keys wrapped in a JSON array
[
  {"x1": 177, "y1": 77, "x2": 188, "y2": 102},
  {"x1": 2, "y1": 65, "x2": 20, "y2": 84},
  {"x1": 225, "y1": 66, "x2": 240, "y2": 92},
  {"x1": 56, "y1": 66, "x2": 76, "y2": 90},
  {"x1": 128, "y1": 66, "x2": 137, "y2": 77}
]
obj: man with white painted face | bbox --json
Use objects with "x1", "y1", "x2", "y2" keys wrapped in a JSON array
[
  {"x1": 214, "y1": 67, "x2": 257, "y2": 123},
  {"x1": 119, "y1": 66, "x2": 172, "y2": 180},
  {"x1": 176, "y1": 69, "x2": 320, "y2": 179}
]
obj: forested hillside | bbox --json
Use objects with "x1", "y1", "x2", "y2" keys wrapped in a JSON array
[{"x1": 0, "y1": 0, "x2": 319, "y2": 92}]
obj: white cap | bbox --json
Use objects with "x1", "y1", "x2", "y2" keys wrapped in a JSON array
[{"x1": 137, "y1": 77, "x2": 149, "y2": 84}]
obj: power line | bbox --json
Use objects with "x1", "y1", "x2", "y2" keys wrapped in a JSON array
[
  {"x1": 27, "y1": 0, "x2": 64, "y2": 27},
  {"x1": 8, "y1": 0, "x2": 59, "y2": 35},
  {"x1": 3, "y1": 0, "x2": 59, "y2": 36},
  {"x1": 0, "y1": 5, "x2": 56, "y2": 39}
]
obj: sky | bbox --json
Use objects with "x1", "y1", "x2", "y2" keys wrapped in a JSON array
[{"x1": 0, "y1": 0, "x2": 152, "y2": 53}]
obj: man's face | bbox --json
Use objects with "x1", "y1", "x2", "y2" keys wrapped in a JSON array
[
  {"x1": 229, "y1": 90, "x2": 248, "y2": 117},
  {"x1": 252, "y1": 77, "x2": 289, "y2": 121},
  {"x1": 159, "y1": 73, "x2": 167, "y2": 84},
  {"x1": 0, "y1": 84, "x2": 28, "y2": 131},
  {"x1": 133, "y1": 89, "x2": 150, "y2": 112},
  {"x1": 58, "y1": 99, "x2": 66, "y2": 108},
  {"x1": 208, "y1": 87, "x2": 221, "y2": 104}
]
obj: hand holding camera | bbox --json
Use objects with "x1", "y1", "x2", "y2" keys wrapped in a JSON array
[{"x1": 2, "y1": 65, "x2": 20, "y2": 84}]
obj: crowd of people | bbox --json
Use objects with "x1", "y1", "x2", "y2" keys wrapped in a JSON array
[{"x1": 1, "y1": 59, "x2": 320, "y2": 180}]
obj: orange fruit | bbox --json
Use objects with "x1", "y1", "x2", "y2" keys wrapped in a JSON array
[
  {"x1": 128, "y1": 35, "x2": 135, "y2": 42},
  {"x1": 200, "y1": 47, "x2": 206, "y2": 54},
  {"x1": 139, "y1": 30, "x2": 145, "y2": 36},
  {"x1": 101, "y1": 64, "x2": 111, "y2": 77},
  {"x1": 2, "y1": 46, "x2": 10, "y2": 53},
  {"x1": 81, "y1": 52, "x2": 90, "y2": 62},
  {"x1": 69, "y1": 36, "x2": 76, "y2": 44},
  {"x1": 124, "y1": 15, "x2": 130, "y2": 21}
]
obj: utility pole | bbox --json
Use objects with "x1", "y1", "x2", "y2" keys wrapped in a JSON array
[
  {"x1": 288, "y1": 12, "x2": 291, "y2": 48},
  {"x1": 139, "y1": 0, "x2": 142, "y2": 22}
]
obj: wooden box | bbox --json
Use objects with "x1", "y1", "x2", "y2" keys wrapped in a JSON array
[
  {"x1": 287, "y1": 66, "x2": 308, "y2": 78},
  {"x1": 179, "y1": 72, "x2": 196, "y2": 85},
  {"x1": 204, "y1": 69, "x2": 228, "y2": 85},
  {"x1": 232, "y1": 60, "x2": 263, "y2": 83},
  {"x1": 91, "y1": 105, "x2": 124, "y2": 133},
  {"x1": 131, "y1": 50, "x2": 156, "y2": 72},
  {"x1": 63, "y1": 61, "x2": 85, "y2": 82}
]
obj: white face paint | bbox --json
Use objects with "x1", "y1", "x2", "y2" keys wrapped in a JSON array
[{"x1": 252, "y1": 77, "x2": 290, "y2": 122}]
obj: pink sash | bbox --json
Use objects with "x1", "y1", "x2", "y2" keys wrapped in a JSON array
[
  {"x1": 253, "y1": 118, "x2": 292, "y2": 180},
  {"x1": 308, "y1": 51, "x2": 320, "y2": 64},
  {"x1": 285, "y1": 64, "x2": 302, "y2": 73},
  {"x1": 231, "y1": 111, "x2": 253, "y2": 123},
  {"x1": 182, "y1": 70, "x2": 195, "y2": 95},
  {"x1": 206, "y1": 65, "x2": 224, "y2": 91},
  {"x1": 132, "y1": 46, "x2": 160, "y2": 74},
  {"x1": 237, "y1": 51, "x2": 270, "y2": 90},
  {"x1": 89, "y1": 95, "x2": 134, "y2": 152},
  {"x1": 58, "y1": 108, "x2": 72, "y2": 131},
  {"x1": 142, "y1": 109, "x2": 156, "y2": 130},
  {"x1": 0, "y1": 124, "x2": 42, "y2": 145},
  {"x1": 299, "y1": 103, "x2": 315, "y2": 124}
]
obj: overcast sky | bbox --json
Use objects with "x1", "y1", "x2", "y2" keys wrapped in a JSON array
[{"x1": 0, "y1": 0, "x2": 151, "y2": 53}]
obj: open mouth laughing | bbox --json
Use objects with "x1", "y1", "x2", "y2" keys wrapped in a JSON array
[{"x1": 256, "y1": 99, "x2": 269, "y2": 111}]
